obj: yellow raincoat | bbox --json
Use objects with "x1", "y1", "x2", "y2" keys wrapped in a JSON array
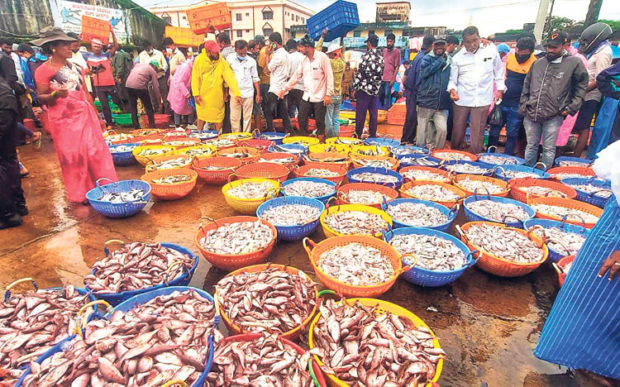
[{"x1": 191, "y1": 50, "x2": 241, "y2": 123}]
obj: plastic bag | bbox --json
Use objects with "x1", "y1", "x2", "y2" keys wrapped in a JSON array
[
  {"x1": 586, "y1": 97, "x2": 619, "y2": 159},
  {"x1": 487, "y1": 103, "x2": 503, "y2": 126},
  {"x1": 592, "y1": 140, "x2": 620, "y2": 202}
]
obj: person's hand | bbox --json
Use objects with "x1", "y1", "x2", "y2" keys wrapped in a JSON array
[
  {"x1": 323, "y1": 95, "x2": 332, "y2": 107},
  {"x1": 322, "y1": 28, "x2": 328, "y2": 38},
  {"x1": 54, "y1": 89, "x2": 69, "y2": 98},
  {"x1": 234, "y1": 96, "x2": 242, "y2": 104},
  {"x1": 194, "y1": 95, "x2": 201, "y2": 105},
  {"x1": 449, "y1": 89, "x2": 459, "y2": 101},
  {"x1": 599, "y1": 250, "x2": 620, "y2": 281},
  {"x1": 560, "y1": 109, "x2": 569, "y2": 117},
  {"x1": 390, "y1": 81, "x2": 394, "y2": 87},
  {"x1": 495, "y1": 90, "x2": 503, "y2": 101},
  {"x1": 186, "y1": 94, "x2": 191, "y2": 100},
  {"x1": 278, "y1": 90, "x2": 285, "y2": 99},
  {"x1": 255, "y1": 94, "x2": 262, "y2": 104}
]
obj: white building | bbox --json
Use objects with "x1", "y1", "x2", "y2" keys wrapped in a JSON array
[{"x1": 150, "y1": 0, "x2": 314, "y2": 42}]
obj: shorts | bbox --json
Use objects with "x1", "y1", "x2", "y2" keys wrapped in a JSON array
[{"x1": 572, "y1": 99, "x2": 600, "y2": 132}]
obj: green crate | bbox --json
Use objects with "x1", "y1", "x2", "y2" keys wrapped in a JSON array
[{"x1": 113, "y1": 113, "x2": 135, "y2": 127}]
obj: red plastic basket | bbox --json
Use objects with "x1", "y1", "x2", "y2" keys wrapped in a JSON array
[
  {"x1": 294, "y1": 164, "x2": 348, "y2": 184},
  {"x1": 236, "y1": 139, "x2": 274, "y2": 153},
  {"x1": 339, "y1": 125, "x2": 355, "y2": 137},
  {"x1": 217, "y1": 146, "x2": 261, "y2": 165},
  {"x1": 141, "y1": 168, "x2": 197, "y2": 200},
  {"x1": 509, "y1": 178, "x2": 577, "y2": 203},
  {"x1": 547, "y1": 166, "x2": 596, "y2": 182},
  {"x1": 191, "y1": 156, "x2": 242, "y2": 184},
  {"x1": 232, "y1": 162, "x2": 291, "y2": 183},
  {"x1": 553, "y1": 254, "x2": 576, "y2": 287},
  {"x1": 337, "y1": 182, "x2": 398, "y2": 208}
]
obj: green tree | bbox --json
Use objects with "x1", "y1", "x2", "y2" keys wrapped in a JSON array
[{"x1": 598, "y1": 19, "x2": 620, "y2": 33}]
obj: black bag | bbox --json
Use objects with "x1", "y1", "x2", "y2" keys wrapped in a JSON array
[{"x1": 487, "y1": 104, "x2": 503, "y2": 126}]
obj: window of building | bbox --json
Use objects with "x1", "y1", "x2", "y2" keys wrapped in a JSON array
[
  {"x1": 236, "y1": 30, "x2": 243, "y2": 38},
  {"x1": 295, "y1": 15, "x2": 299, "y2": 22},
  {"x1": 353, "y1": 30, "x2": 361, "y2": 37},
  {"x1": 263, "y1": 22, "x2": 273, "y2": 36},
  {"x1": 182, "y1": 15, "x2": 187, "y2": 20},
  {"x1": 301, "y1": 17, "x2": 304, "y2": 23},
  {"x1": 262, "y1": 6, "x2": 273, "y2": 20},
  {"x1": 291, "y1": 14, "x2": 294, "y2": 21},
  {"x1": 246, "y1": 13, "x2": 249, "y2": 16},
  {"x1": 236, "y1": 13, "x2": 242, "y2": 21},
  {"x1": 162, "y1": 13, "x2": 171, "y2": 24}
]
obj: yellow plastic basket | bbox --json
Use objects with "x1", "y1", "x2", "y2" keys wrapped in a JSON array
[
  {"x1": 351, "y1": 155, "x2": 400, "y2": 170},
  {"x1": 319, "y1": 203, "x2": 392, "y2": 238},
  {"x1": 144, "y1": 154, "x2": 192, "y2": 173},
  {"x1": 308, "y1": 143, "x2": 352, "y2": 154},
  {"x1": 308, "y1": 297, "x2": 443, "y2": 387},
  {"x1": 219, "y1": 132, "x2": 253, "y2": 141},
  {"x1": 326, "y1": 136, "x2": 363, "y2": 145},
  {"x1": 132, "y1": 145, "x2": 175, "y2": 166},
  {"x1": 221, "y1": 178, "x2": 280, "y2": 214},
  {"x1": 282, "y1": 136, "x2": 320, "y2": 146},
  {"x1": 175, "y1": 144, "x2": 218, "y2": 160},
  {"x1": 350, "y1": 144, "x2": 389, "y2": 157}
]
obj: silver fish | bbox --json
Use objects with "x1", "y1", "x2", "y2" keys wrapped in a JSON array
[
  {"x1": 98, "y1": 189, "x2": 145, "y2": 203},
  {"x1": 226, "y1": 181, "x2": 275, "y2": 199},
  {"x1": 551, "y1": 173, "x2": 591, "y2": 180},
  {"x1": 517, "y1": 185, "x2": 568, "y2": 198},
  {"x1": 152, "y1": 174, "x2": 193, "y2": 185},
  {"x1": 433, "y1": 151, "x2": 473, "y2": 160},
  {"x1": 404, "y1": 184, "x2": 461, "y2": 202},
  {"x1": 109, "y1": 145, "x2": 136, "y2": 153},
  {"x1": 260, "y1": 204, "x2": 321, "y2": 226},
  {"x1": 444, "y1": 163, "x2": 489, "y2": 174},
  {"x1": 530, "y1": 204, "x2": 599, "y2": 224},
  {"x1": 349, "y1": 172, "x2": 398, "y2": 184},
  {"x1": 324, "y1": 211, "x2": 388, "y2": 236},
  {"x1": 566, "y1": 183, "x2": 612, "y2": 198},
  {"x1": 282, "y1": 181, "x2": 335, "y2": 198},
  {"x1": 390, "y1": 234, "x2": 466, "y2": 271},
  {"x1": 148, "y1": 157, "x2": 190, "y2": 171},
  {"x1": 478, "y1": 154, "x2": 520, "y2": 165},
  {"x1": 465, "y1": 200, "x2": 530, "y2": 222},
  {"x1": 342, "y1": 190, "x2": 390, "y2": 205},
  {"x1": 353, "y1": 158, "x2": 395, "y2": 168},
  {"x1": 455, "y1": 177, "x2": 505, "y2": 194},
  {"x1": 528, "y1": 226, "x2": 586, "y2": 256},
  {"x1": 386, "y1": 202, "x2": 448, "y2": 227},
  {"x1": 304, "y1": 168, "x2": 340, "y2": 178},
  {"x1": 137, "y1": 148, "x2": 170, "y2": 157},
  {"x1": 463, "y1": 223, "x2": 544, "y2": 263},
  {"x1": 317, "y1": 243, "x2": 394, "y2": 286},
  {"x1": 401, "y1": 169, "x2": 450, "y2": 183},
  {"x1": 200, "y1": 220, "x2": 274, "y2": 255}
]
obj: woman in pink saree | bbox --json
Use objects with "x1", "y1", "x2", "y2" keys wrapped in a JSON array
[
  {"x1": 32, "y1": 27, "x2": 117, "y2": 203},
  {"x1": 167, "y1": 56, "x2": 195, "y2": 126}
]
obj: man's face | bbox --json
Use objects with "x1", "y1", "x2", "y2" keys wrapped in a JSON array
[
  {"x1": 386, "y1": 38, "x2": 395, "y2": 49},
  {"x1": 92, "y1": 43, "x2": 102, "y2": 55},
  {"x1": 328, "y1": 51, "x2": 337, "y2": 59},
  {"x1": 546, "y1": 43, "x2": 563, "y2": 57},
  {"x1": 515, "y1": 48, "x2": 532, "y2": 57},
  {"x1": 235, "y1": 47, "x2": 247, "y2": 57},
  {"x1": 1, "y1": 43, "x2": 11, "y2": 54},
  {"x1": 345, "y1": 63, "x2": 350, "y2": 70},
  {"x1": 303, "y1": 46, "x2": 313, "y2": 57},
  {"x1": 463, "y1": 34, "x2": 480, "y2": 53},
  {"x1": 433, "y1": 42, "x2": 446, "y2": 56},
  {"x1": 70, "y1": 41, "x2": 81, "y2": 53},
  {"x1": 166, "y1": 44, "x2": 175, "y2": 53},
  {"x1": 445, "y1": 43, "x2": 457, "y2": 53},
  {"x1": 145, "y1": 45, "x2": 153, "y2": 54},
  {"x1": 18, "y1": 51, "x2": 32, "y2": 59},
  {"x1": 207, "y1": 50, "x2": 220, "y2": 61},
  {"x1": 298, "y1": 45, "x2": 307, "y2": 55}
]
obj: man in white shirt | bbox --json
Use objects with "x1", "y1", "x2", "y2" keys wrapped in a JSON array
[
  {"x1": 138, "y1": 41, "x2": 168, "y2": 113},
  {"x1": 447, "y1": 26, "x2": 505, "y2": 154},
  {"x1": 285, "y1": 39, "x2": 305, "y2": 118},
  {"x1": 265, "y1": 32, "x2": 293, "y2": 133},
  {"x1": 227, "y1": 40, "x2": 261, "y2": 132}
]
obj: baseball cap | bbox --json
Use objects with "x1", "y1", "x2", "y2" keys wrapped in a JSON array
[
  {"x1": 545, "y1": 30, "x2": 569, "y2": 47},
  {"x1": 326, "y1": 42, "x2": 340, "y2": 54},
  {"x1": 434, "y1": 36, "x2": 447, "y2": 44},
  {"x1": 365, "y1": 34, "x2": 379, "y2": 47}
]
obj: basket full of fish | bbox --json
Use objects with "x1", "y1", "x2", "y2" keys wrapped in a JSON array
[
  {"x1": 132, "y1": 145, "x2": 175, "y2": 166},
  {"x1": 217, "y1": 146, "x2": 261, "y2": 165},
  {"x1": 162, "y1": 137, "x2": 202, "y2": 149},
  {"x1": 463, "y1": 194, "x2": 535, "y2": 228},
  {"x1": 509, "y1": 177, "x2": 577, "y2": 202},
  {"x1": 477, "y1": 146, "x2": 525, "y2": 165},
  {"x1": 281, "y1": 178, "x2": 337, "y2": 204},
  {"x1": 17, "y1": 286, "x2": 218, "y2": 387},
  {"x1": 195, "y1": 216, "x2": 277, "y2": 271},
  {"x1": 346, "y1": 167, "x2": 404, "y2": 189},
  {"x1": 400, "y1": 180, "x2": 466, "y2": 208},
  {"x1": 293, "y1": 164, "x2": 348, "y2": 184},
  {"x1": 452, "y1": 174, "x2": 510, "y2": 197},
  {"x1": 397, "y1": 154, "x2": 441, "y2": 168},
  {"x1": 547, "y1": 166, "x2": 596, "y2": 181},
  {"x1": 257, "y1": 196, "x2": 324, "y2": 240},
  {"x1": 390, "y1": 144, "x2": 429, "y2": 158},
  {"x1": 204, "y1": 137, "x2": 237, "y2": 150},
  {"x1": 188, "y1": 129, "x2": 219, "y2": 141},
  {"x1": 336, "y1": 182, "x2": 398, "y2": 209},
  {"x1": 308, "y1": 298, "x2": 444, "y2": 386},
  {"x1": 214, "y1": 264, "x2": 319, "y2": 340},
  {"x1": 269, "y1": 143, "x2": 308, "y2": 158},
  {"x1": 319, "y1": 203, "x2": 392, "y2": 238},
  {"x1": 83, "y1": 241, "x2": 198, "y2": 305},
  {"x1": 431, "y1": 149, "x2": 478, "y2": 162},
  {"x1": 257, "y1": 130, "x2": 288, "y2": 144},
  {"x1": 222, "y1": 178, "x2": 280, "y2": 215},
  {"x1": 257, "y1": 152, "x2": 300, "y2": 169},
  {"x1": 441, "y1": 160, "x2": 493, "y2": 176},
  {"x1": 85, "y1": 178, "x2": 151, "y2": 218},
  {"x1": 350, "y1": 155, "x2": 399, "y2": 170},
  {"x1": 0, "y1": 280, "x2": 95, "y2": 385},
  {"x1": 493, "y1": 164, "x2": 549, "y2": 181},
  {"x1": 561, "y1": 177, "x2": 612, "y2": 208},
  {"x1": 386, "y1": 227, "x2": 475, "y2": 287},
  {"x1": 528, "y1": 197, "x2": 603, "y2": 229},
  {"x1": 176, "y1": 144, "x2": 218, "y2": 159},
  {"x1": 108, "y1": 142, "x2": 139, "y2": 166},
  {"x1": 458, "y1": 221, "x2": 548, "y2": 277},
  {"x1": 524, "y1": 219, "x2": 590, "y2": 262},
  {"x1": 554, "y1": 156, "x2": 592, "y2": 167},
  {"x1": 236, "y1": 138, "x2": 275, "y2": 153},
  {"x1": 191, "y1": 156, "x2": 242, "y2": 185},
  {"x1": 350, "y1": 144, "x2": 390, "y2": 157},
  {"x1": 303, "y1": 236, "x2": 408, "y2": 297},
  {"x1": 141, "y1": 168, "x2": 198, "y2": 200},
  {"x1": 145, "y1": 154, "x2": 192, "y2": 173},
  {"x1": 385, "y1": 198, "x2": 457, "y2": 231},
  {"x1": 399, "y1": 166, "x2": 451, "y2": 183}
]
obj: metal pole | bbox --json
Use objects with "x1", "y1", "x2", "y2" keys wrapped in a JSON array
[{"x1": 533, "y1": 0, "x2": 551, "y2": 44}]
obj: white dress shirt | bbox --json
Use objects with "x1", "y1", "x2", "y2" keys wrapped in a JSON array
[
  {"x1": 227, "y1": 53, "x2": 259, "y2": 99},
  {"x1": 285, "y1": 50, "x2": 334, "y2": 103},
  {"x1": 287, "y1": 51, "x2": 305, "y2": 91},
  {"x1": 267, "y1": 47, "x2": 290, "y2": 95},
  {"x1": 447, "y1": 44, "x2": 505, "y2": 107},
  {"x1": 138, "y1": 49, "x2": 168, "y2": 77}
]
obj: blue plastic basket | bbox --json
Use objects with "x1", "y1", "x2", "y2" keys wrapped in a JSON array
[
  {"x1": 523, "y1": 218, "x2": 590, "y2": 262},
  {"x1": 493, "y1": 164, "x2": 550, "y2": 181},
  {"x1": 477, "y1": 151, "x2": 525, "y2": 166},
  {"x1": 561, "y1": 177, "x2": 612, "y2": 208},
  {"x1": 86, "y1": 243, "x2": 199, "y2": 306},
  {"x1": 269, "y1": 143, "x2": 307, "y2": 157},
  {"x1": 257, "y1": 196, "x2": 324, "y2": 240},
  {"x1": 554, "y1": 156, "x2": 592, "y2": 167},
  {"x1": 385, "y1": 198, "x2": 457, "y2": 231},
  {"x1": 109, "y1": 142, "x2": 139, "y2": 166},
  {"x1": 307, "y1": 0, "x2": 360, "y2": 41},
  {"x1": 463, "y1": 194, "x2": 535, "y2": 228},
  {"x1": 259, "y1": 131, "x2": 288, "y2": 144},
  {"x1": 85, "y1": 178, "x2": 151, "y2": 218},
  {"x1": 441, "y1": 160, "x2": 494, "y2": 175},
  {"x1": 390, "y1": 145, "x2": 429, "y2": 157},
  {"x1": 281, "y1": 177, "x2": 337, "y2": 204},
  {"x1": 15, "y1": 335, "x2": 78, "y2": 387},
  {"x1": 347, "y1": 167, "x2": 404, "y2": 189},
  {"x1": 384, "y1": 227, "x2": 476, "y2": 287},
  {"x1": 397, "y1": 154, "x2": 441, "y2": 168},
  {"x1": 365, "y1": 137, "x2": 400, "y2": 148}
]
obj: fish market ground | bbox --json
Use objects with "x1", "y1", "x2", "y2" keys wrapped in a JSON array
[{"x1": 0, "y1": 140, "x2": 601, "y2": 387}]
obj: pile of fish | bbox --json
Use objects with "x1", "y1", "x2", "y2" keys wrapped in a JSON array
[
  {"x1": 323, "y1": 211, "x2": 389, "y2": 235},
  {"x1": 562, "y1": 260, "x2": 574, "y2": 274},
  {"x1": 21, "y1": 289, "x2": 217, "y2": 387},
  {"x1": 529, "y1": 226, "x2": 586, "y2": 256},
  {"x1": 391, "y1": 147, "x2": 427, "y2": 157},
  {"x1": 404, "y1": 184, "x2": 462, "y2": 202},
  {"x1": 342, "y1": 190, "x2": 390, "y2": 205},
  {"x1": 221, "y1": 150, "x2": 253, "y2": 159},
  {"x1": 303, "y1": 168, "x2": 340, "y2": 178},
  {"x1": 200, "y1": 220, "x2": 274, "y2": 255},
  {"x1": 353, "y1": 147, "x2": 386, "y2": 156},
  {"x1": 306, "y1": 154, "x2": 347, "y2": 163},
  {"x1": 215, "y1": 267, "x2": 317, "y2": 334},
  {"x1": 353, "y1": 158, "x2": 395, "y2": 169},
  {"x1": 84, "y1": 242, "x2": 194, "y2": 294},
  {"x1": 566, "y1": 183, "x2": 612, "y2": 198},
  {"x1": 386, "y1": 202, "x2": 449, "y2": 227},
  {"x1": 224, "y1": 133, "x2": 251, "y2": 140},
  {"x1": 205, "y1": 138, "x2": 236, "y2": 148},
  {"x1": 444, "y1": 163, "x2": 489, "y2": 174},
  {"x1": 433, "y1": 151, "x2": 473, "y2": 161},
  {"x1": 400, "y1": 157, "x2": 439, "y2": 167},
  {"x1": 557, "y1": 160, "x2": 589, "y2": 167},
  {"x1": 207, "y1": 334, "x2": 314, "y2": 386},
  {"x1": 466, "y1": 200, "x2": 531, "y2": 222},
  {"x1": 106, "y1": 133, "x2": 133, "y2": 142},
  {"x1": 401, "y1": 169, "x2": 450, "y2": 183},
  {"x1": 98, "y1": 189, "x2": 146, "y2": 203},
  {"x1": 282, "y1": 180, "x2": 335, "y2": 198},
  {"x1": 390, "y1": 234, "x2": 466, "y2": 271},
  {"x1": 478, "y1": 154, "x2": 520, "y2": 165},
  {"x1": 517, "y1": 185, "x2": 568, "y2": 198},
  {"x1": 189, "y1": 132, "x2": 218, "y2": 140},
  {"x1": 260, "y1": 204, "x2": 321, "y2": 226},
  {"x1": 261, "y1": 133, "x2": 285, "y2": 141},
  {"x1": 110, "y1": 145, "x2": 136, "y2": 153},
  {"x1": 456, "y1": 177, "x2": 506, "y2": 194},
  {"x1": 183, "y1": 147, "x2": 216, "y2": 158},
  {"x1": 551, "y1": 172, "x2": 591, "y2": 180},
  {"x1": 349, "y1": 172, "x2": 399, "y2": 184},
  {"x1": 199, "y1": 165, "x2": 234, "y2": 171},
  {"x1": 463, "y1": 223, "x2": 544, "y2": 263},
  {"x1": 152, "y1": 174, "x2": 193, "y2": 185},
  {"x1": 496, "y1": 169, "x2": 542, "y2": 179},
  {"x1": 317, "y1": 243, "x2": 394, "y2": 286},
  {"x1": 136, "y1": 148, "x2": 171, "y2": 157},
  {"x1": 530, "y1": 204, "x2": 600, "y2": 224},
  {"x1": 312, "y1": 299, "x2": 443, "y2": 386},
  {"x1": 148, "y1": 157, "x2": 190, "y2": 171},
  {"x1": 335, "y1": 138, "x2": 361, "y2": 145},
  {"x1": 226, "y1": 181, "x2": 275, "y2": 199},
  {"x1": 166, "y1": 140, "x2": 198, "y2": 147},
  {"x1": 258, "y1": 156, "x2": 296, "y2": 164},
  {"x1": 0, "y1": 286, "x2": 91, "y2": 383}
]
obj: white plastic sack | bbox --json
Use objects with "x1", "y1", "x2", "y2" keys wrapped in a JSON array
[{"x1": 592, "y1": 140, "x2": 620, "y2": 202}]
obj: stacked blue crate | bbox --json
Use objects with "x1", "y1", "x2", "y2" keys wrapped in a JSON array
[{"x1": 306, "y1": 0, "x2": 360, "y2": 42}]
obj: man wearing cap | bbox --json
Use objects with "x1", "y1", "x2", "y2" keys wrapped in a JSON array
[
  {"x1": 380, "y1": 33, "x2": 401, "y2": 109},
  {"x1": 279, "y1": 35, "x2": 333, "y2": 140},
  {"x1": 82, "y1": 30, "x2": 119, "y2": 128},
  {"x1": 192, "y1": 40, "x2": 241, "y2": 131},
  {"x1": 317, "y1": 29, "x2": 346, "y2": 138},
  {"x1": 415, "y1": 37, "x2": 451, "y2": 149},
  {"x1": 448, "y1": 26, "x2": 505, "y2": 154},
  {"x1": 519, "y1": 30, "x2": 588, "y2": 168},
  {"x1": 264, "y1": 32, "x2": 293, "y2": 134},
  {"x1": 401, "y1": 35, "x2": 434, "y2": 144},
  {"x1": 124, "y1": 61, "x2": 161, "y2": 129},
  {"x1": 352, "y1": 34, "x2": 384, "y2": 138}
]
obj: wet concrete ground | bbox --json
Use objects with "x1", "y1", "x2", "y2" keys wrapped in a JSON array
[{"x1": 0, "y1": 138, "x2": 599, "y2": 387}]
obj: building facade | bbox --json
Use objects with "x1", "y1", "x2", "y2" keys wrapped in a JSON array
[
  {"x1": 376, "y1": 1, "x2": 411, "y2": 23},
  {"x1": 150, "y1": 0, "x2": 314, "y2": 41}
]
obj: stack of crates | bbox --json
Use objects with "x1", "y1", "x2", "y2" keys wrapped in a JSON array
[
  {"x1": 186, "y1": 3, "x2": 232, "y2": 34},
  {"x1": 306, "y1": 0, "x2": 360, "y2": 42},
  {"x1": 81, "y1": 15, "x2": 111, "y2": 45}
]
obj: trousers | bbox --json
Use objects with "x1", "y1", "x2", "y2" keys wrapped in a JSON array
[
  {"x1": 94, "y1": 85, "x2": 119, "y2": 126},
  {"x1": 416, "y1": 106, "x2": 448, "y2": 149},
  {"x1": 299, "y1": 99, "x2": 326, "y2": 135},
  {"x1": 355, "y1": 90, "x2": 378, "y2": 138},
  {"x1": 451, "y1": 103, "x2": 490, "y2": 154},
  {"x1": 488, "y1": 105, "x2": 524, "y2": 155},
  {"x1": 231, "y1": 97, "x2": 254, "y2": 132},
  {"x1": 0, "y1": 109, "x2": 25, "y2": 217},
  {"x1": 401, "y1": 95, "x2": 417, "y2": 143},
  {"x1": 265, "y1": 92, "x2": 292, "y2": 133},
  {"x1": 524, "y1": 115, "x2": 563, "y2": 168},
  {"x1": 127, "y1": 88, "x2": 155, "y2": 129},
  {"x1": 325, "y1": 95, "x2": 342, "y2": 138}
]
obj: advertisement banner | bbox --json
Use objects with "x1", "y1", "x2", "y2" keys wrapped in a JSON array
[{"x1": 54, "y1": 0, "x2": 131, "y2": 43}]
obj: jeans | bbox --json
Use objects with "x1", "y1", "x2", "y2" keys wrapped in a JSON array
[
  {"x1": 416, "y1": 106, "x2": 448, "y2": 149},
  {"x1": 355, "y1": 90, "x2": 379, "y2": 138},
  {"x1": 299, "y1": 99, "x2": 327, "y2": 135},
  {"x1": 265, "y1": 92, "x2": 292, "y2": 133},
  {"x1": 174, "y1": 113, "x2": 195, "y2": 126},
  {"x1": 379, "y1": 81, "x2": 392, "y2": 109},
  {"x1": 325, "y1": 95, "x2": 342, "y2": 138},
  {"x1": 489, "y1": 105, "x2": 523, "y2": 155},
  {"x1": 94, "y1": 85, "x2": 118, "y2": 126},
  {"x1": 259, "y1": 83, "x2": 269, "y2": 118},
  {"x1": 127, "y1": 88, "x2": 154, "y2": 129},
  {"x1": 401, "y1": 95, "x2": 417, "y2": 143},
  {"x1": 524, "y1": 115, "x2": 563, "y2": 168}
]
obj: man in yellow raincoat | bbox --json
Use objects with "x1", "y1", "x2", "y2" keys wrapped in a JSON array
[{"x1": 192, "y1": 40, "x2": 241, "y2": 130}]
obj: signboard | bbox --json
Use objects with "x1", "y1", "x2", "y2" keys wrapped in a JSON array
[
  {"x1": 165, "y1": 25, "x2": 205, "y2": 48},
  {"x1": 54, "y1": 0, "x2": 131, "y2": 43},
  {"x1": 343, "y1": 36, "x2": 409, "y2": 49}
]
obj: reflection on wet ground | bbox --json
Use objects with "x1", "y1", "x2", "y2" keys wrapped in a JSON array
[{"x1": 0, "y1": 139, "x2": 589, "y2": 386}]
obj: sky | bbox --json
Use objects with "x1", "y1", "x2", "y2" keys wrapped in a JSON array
[{"x1": 134, "y1": 0, "x2": 620, "y2": 36}]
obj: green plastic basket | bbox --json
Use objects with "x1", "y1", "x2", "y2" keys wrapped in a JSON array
[{"x1": 113, "y1": 113, "x2": 136, "y2": 127}]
